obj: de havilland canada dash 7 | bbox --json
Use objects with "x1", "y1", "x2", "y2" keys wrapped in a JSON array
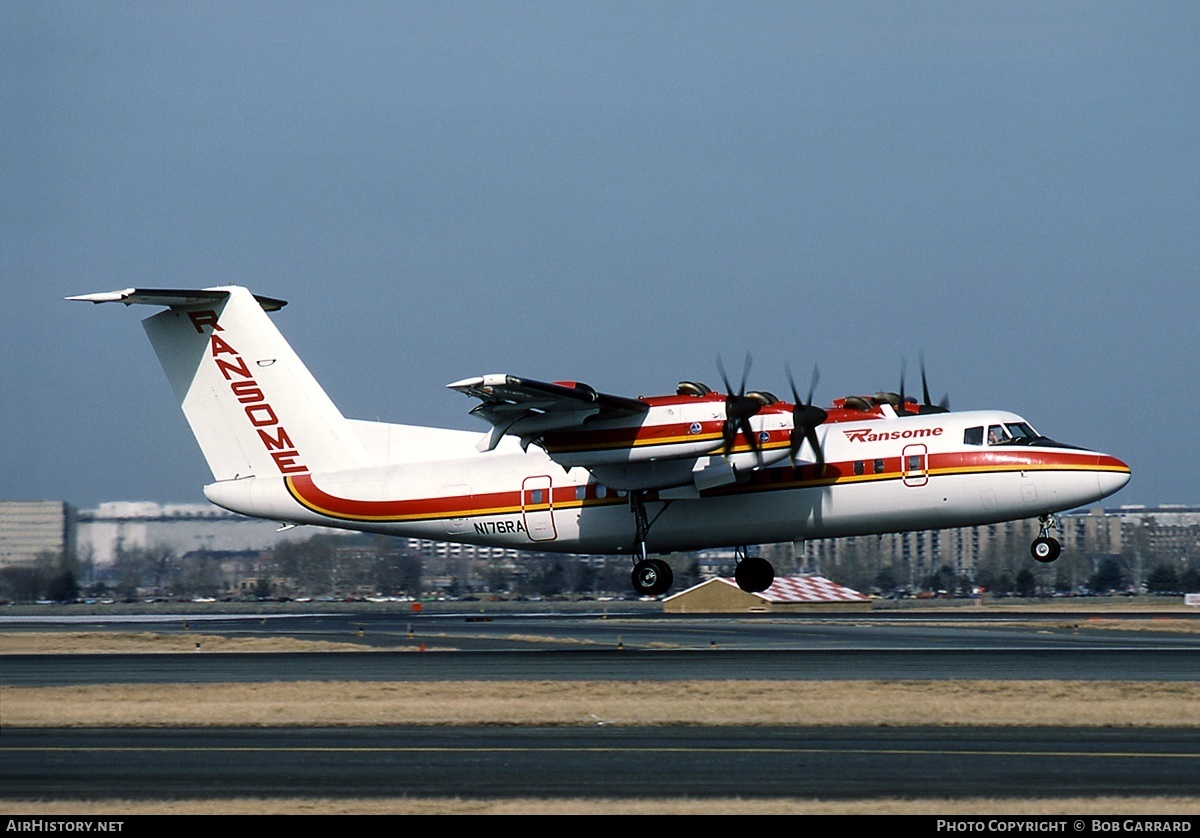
[{"x1": 71, "y1": 286, "x2": 1131, "y2": 596}]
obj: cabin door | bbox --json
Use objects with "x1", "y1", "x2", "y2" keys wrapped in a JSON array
[
  {"x1": 902, "y1": 444, "x2": 929, "y2": 488},
  {"x1": 522, "y1": 475, "x2": 557, "y2": 542}
]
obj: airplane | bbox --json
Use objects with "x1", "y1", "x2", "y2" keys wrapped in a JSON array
[{"x1": 69, "y1": 285, "x2": 1131, "y2": 597}]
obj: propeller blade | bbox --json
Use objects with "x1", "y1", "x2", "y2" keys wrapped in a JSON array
[
  {"x1": 716, "y1": 353, "x2": 764, "y2": 462},
  {"x1": 920, "y1": 354, "x2": 932, "y2": 406},
  {"x1": 740, "y1": 417, "x2": 762, "y2": 465},
  {"x1": 785, "y1": 363, "x2": 827, "y2": 473},
  {"x1": 715, "y1": 354, "x2": 743, "y2": 396},
  {"x1": 805, "y1": 426, "x2": 825, "y2": 473},
  {"x1": 918, "y1": 353, "x2": 950, "y2": 414}
]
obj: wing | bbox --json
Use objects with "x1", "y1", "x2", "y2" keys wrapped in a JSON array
[{"x1": 447, "y1": 374, "x2": 648, "y2": 452}]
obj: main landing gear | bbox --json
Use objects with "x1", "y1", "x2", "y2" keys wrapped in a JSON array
[
  {"x1": 624, "y1": 491, "x2": 779, "y2": 596},
  {"x1": 733, "y1": 546, "x2": 774, "y2": 594},
  {"x1": 629, "y1": 491, "x2": 674, "y2": 597},
  {"x1": 631, "y1": 557, "x2": 673, "y2": 597},
  {"x1": 1030, "y1": 513, "x2": 1062, "y2": 563}
]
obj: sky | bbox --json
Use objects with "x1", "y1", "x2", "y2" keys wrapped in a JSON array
[{"x1": 2, "y1": 2, "x2": 1197, "y2": 510}]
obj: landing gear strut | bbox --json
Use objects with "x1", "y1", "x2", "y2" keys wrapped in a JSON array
[
  {"x1": 1030, "y1": 513, "x2": 1062, "y2": 563},
  {"x1": 733, "y1": 546, "x2": 775, "y2": 593},
  {"x1": 628, "y1": 491, "x2": 674, "y2": 596}
]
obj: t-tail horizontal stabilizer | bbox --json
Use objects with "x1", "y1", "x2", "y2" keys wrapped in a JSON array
[{"x1": 69, "y1": 285, "x2": 365, "y2": 483}]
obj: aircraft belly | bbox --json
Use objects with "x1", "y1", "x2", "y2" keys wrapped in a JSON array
[{"x1": 630, "y1": 475, "x2": 978, "y2": 552}]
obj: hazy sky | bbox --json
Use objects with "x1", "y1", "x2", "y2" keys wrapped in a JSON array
[{"x1": 2, "y1": 2, "x2": 1197, "y2": 509}]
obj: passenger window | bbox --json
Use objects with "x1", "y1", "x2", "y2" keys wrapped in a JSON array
[
  {"x1": 854, "y1": 461, "x2": 865, "y2": 476},
  {"x1": 874, "y1": 459, "x2": 885, "y2": 474},
  {"x1": 964, "y1": 426, "x2": 983, "y2": 446}
]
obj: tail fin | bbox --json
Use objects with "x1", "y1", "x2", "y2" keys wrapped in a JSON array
[{"x1": 69, "y1": 286, "x2": 365, "y2": 481}]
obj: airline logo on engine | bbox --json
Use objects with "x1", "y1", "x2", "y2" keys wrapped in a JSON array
[
  {"x1": 189, "y1": 309, "x2": 309, "y2": 475},
  {"x1": 843, "y1": 426, "x2": 944, "y2": 443}
]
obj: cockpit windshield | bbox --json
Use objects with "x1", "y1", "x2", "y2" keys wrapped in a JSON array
[
  {"x1": 1002, "y1": 422, "x2": 1037, "y2": 443},
  {"x1": 964, "y1": 420, "x2": 1078, "y2": 448}
]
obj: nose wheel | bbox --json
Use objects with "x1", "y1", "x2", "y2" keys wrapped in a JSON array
[
  {"x1": 1031, "y1": 536, "x2": 1061, "y2": 563},
  {"x1": 1030, "y1": 514, "x2": 1062, "y2": 563}
]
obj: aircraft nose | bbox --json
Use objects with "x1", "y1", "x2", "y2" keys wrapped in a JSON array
[{"x1": 1095, "y1": 454, "x2": 1131, "y2": 500}]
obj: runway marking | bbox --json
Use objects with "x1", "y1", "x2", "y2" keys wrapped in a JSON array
[{"x1": 7, "y1": 745, "x2": 1199, "y2": 759}]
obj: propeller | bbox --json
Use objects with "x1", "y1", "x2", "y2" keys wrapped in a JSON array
[
  {"x1": 872, "y1": 358, "x2": 911, "y2": 409},
  {"x1": 786, "y1": 363, "x2": 827, "y2": 474},
  {"x1": 917, "y1": 353, "x2": 950, "y2": 414},
  {"x1": 876, "y1": 356, "x2": 950, "y2": 414},
  {"x1": 716, "y1": 354, "x2": 765, "y2": 465}
]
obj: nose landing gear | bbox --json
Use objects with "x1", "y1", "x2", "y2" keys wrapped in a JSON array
[{"x1": 1030, "y1": 513, "x2": 1063, "y2": 563}]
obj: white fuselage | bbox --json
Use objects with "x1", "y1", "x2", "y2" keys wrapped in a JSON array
[{"x1": 204, "y1": 408, "x2": 1130, "y2": 556}]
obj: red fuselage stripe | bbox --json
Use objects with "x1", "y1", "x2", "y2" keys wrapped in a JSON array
[{"x1": 285, "y1": 450, "x2": 1129, "y2": 525}]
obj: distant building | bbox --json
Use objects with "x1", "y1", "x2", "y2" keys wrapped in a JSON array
[
  {"x1": 75, "y1": 501, "x2": 548, "y2": 568},
  {"x1": 8, "y1": 496, "x2": 1198, "y2": 594},
  {"x1": 0, "y1": 501, "x2": 77, "y2": 568},
  {"x1": 77, "y1": 501, "x2": 341, "y2": 566},
  {"x1": 793, "y1": 505, "x2": 1198, "y2": 591},
  {"x1": 664, "y1": 575, "x2": 870, "y2": 614}
]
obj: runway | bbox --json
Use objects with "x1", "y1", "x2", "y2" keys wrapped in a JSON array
[
  {"x1": 5, "y1": 609, "x2": 1199, "y2": 685},
  {"x1": 3, "y1": 608, "x2": 1198, "y2": 806},
  {"x1": 4, "y1": 647, "x2": 1199, "y2": 686},
  {"x1": 5, "y1": 726, "x2": 1199, "y2": 800}
]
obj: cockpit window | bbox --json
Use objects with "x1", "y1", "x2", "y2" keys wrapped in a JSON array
[
  {"x1": 966, "y1": 419, "x2": 1078, "y2": 450},
  {"x1": 968, "y1": 424, "x2": 1046, "y2": 446},
  {"x1": 1004, "y1": 422, "x2": 1038, "y2": 442},
  {"x1": 984, "y1": 422, "x2": 1042, "y2": 446}
]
